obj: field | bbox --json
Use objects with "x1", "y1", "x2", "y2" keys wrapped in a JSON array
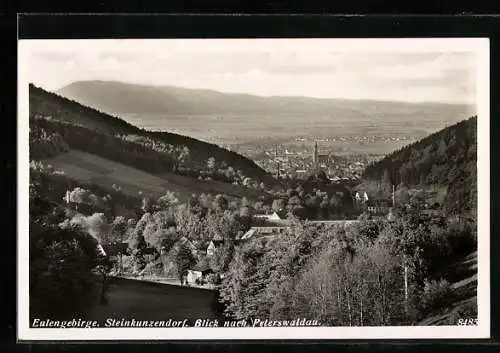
[
  {"x1": 43, "y1": 150, "x2": 264, "y2": 201},
  {"x1": 120, "y1": 110, "x2": 475, "y2": 152},
  {"x1": 56, "y1": 80, "x2": 476, "y2": 156},
  {"x1": 86, "y1": 277, "x2": 224, "y2": 322}
]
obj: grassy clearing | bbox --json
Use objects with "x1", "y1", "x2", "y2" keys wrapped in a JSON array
[
  {"x1": 86, "y1": 277, "x2": 223, "y2": 322},
  {"x1": 44, "y1": 150, "x2": 170, "y2": 198},
  {"x1": 46, "y1": 150, "x2": 115, "y2": 174},
  {"x1": 43, "y1": 149, "x2": 263, "y2": 202}
]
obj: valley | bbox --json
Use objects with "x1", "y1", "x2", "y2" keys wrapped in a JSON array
[
  {"x1": 58, "y1": 80, "x2": 476, "y2": 155},
  {"x1": 28, "y1": 81, "x2": 479, "y2": 329}
]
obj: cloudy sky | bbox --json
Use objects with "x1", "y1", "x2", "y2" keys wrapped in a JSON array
[{"x1": 24, "y1": 39, "x2": 481, "y2": 104}]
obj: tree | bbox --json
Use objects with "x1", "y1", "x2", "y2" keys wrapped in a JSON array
[
  {"x1": 242, "y1": 177, "x2": 252, "y2": 187},
  {"x1": 68, "y1": 213, "x2": 109, "y2": 242},
  {"x1": 207, "y1": 157, "x2": 216, "y2": 171},
  {"x1": 304, "y1": 195, "x2": 318, "y2": 208},
  {"x1": 179, "y1": 146, "x2": 190, "y2": 166},
  {"x1": 176, "y1": 243, "x2": 197, "y2": 280},
  {"x1": 30, "y1": 222, "x2": 103, "y2": 320},
  {"x1": 272, "y1": 199, "x2": 286, "y2": 213},
  {"x1": 214, "y1": 194, "x2": 229, "y2": 212},
  {"x1": 219, "y1": 240, "x2": 268, "y2": 319},
  {"x1": 254, "y1": 201, "x2": 264, "y2": 213},
  {"x1": 110, "y1": 216, "x2": 128, "y2": 242},
  {"x1": 287, "y1": 195, "x2": 305, "y2": 218},
  {"x1": 329, "y1": 194, "x2": 342, "y2": 214},
  {"x1": 157, "y1": 191, "x2": 179, "y2": 209},
  {"x1": 287, "y1": 188, "x2": 298, "y2": 198},
  {"x1": 148, "y1": 226, "x2": 179, "y2": 253},
  {"x1": 127, "y1": 218, "x2": 137, "y2": 229},
  {"x1": 199, "y1": 194, "x2": 213, "y2": 210},
  {"x1": 395, "y1": 185, "x2": 410, "y2": 206},
  {"x1": 141, "y1": 197, "x2": 154, "y2": 213},
  {"x1": 241, "y1": 197, "x2": 250, "y2": 208},
  {"x1": 129, "y1": 234, "x2": 147, "y2": 251},
  {"x1": 315, "y1": 170, "x2": 329, "y2": 182},
  {"x1": 239, "y1": 206, "x2": 252, "y2": 218},
  {"x1": 319, "y1": 196, "x2": 330, "y2": 218},
  {"x1": 226, "y1": 166, "x2": 236, "y2": 180},
  {"x1": 67, "y1": 187, "x2": 85, "y2": 204}
]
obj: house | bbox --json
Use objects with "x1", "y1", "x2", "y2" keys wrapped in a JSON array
[
  {"x1": 96, "y1": 244, "x2": 107, "y2": 257},
  {"x1": 187, "y1": 257, "x2": 214, "y2": 285},
  {"x1": 254, "y1": 212, "x2": 282, "y2": 222},
  {"x1": 206, "y1": 241, "x2": 216, "y2": 257},
  {"x1": 239, "y1": 218, "x2": 360, "y2": 244},
  {"x1": 206, "y1": 233, "x2": 224, "y2": 257},
  {"x1": 240, "y1": 228, "x2": 257, "y2": 240},
  {"x1": 308, "y1": 220, "x2": 359, "y2": 227},
  {"x1": 212, "y1": 234, "x2": 224, "y2": 249},
  {"x1": 295, "y1": 170, "x2": 307, "y2": 178},
  {"x1": 101, "y1": 241, "x2": 129, "y2": 257},
  {"x1": 239, "y1": 225, "x2": 287, "y2": 242},
  {"x1": 355, "y1": 191, "x2": 369, "y2": 204}
]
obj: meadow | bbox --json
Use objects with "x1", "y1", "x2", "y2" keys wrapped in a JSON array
[
  {"x1": 86, "y1": 277, "x2": 224, "y2": 322},
  {"x1": 43, "y1": 150, "x2": 263, "y2": 202}
]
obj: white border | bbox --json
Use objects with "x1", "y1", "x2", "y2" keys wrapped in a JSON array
[{"x1": 17, "y1": 38, "x2": 490, "y2": 341}]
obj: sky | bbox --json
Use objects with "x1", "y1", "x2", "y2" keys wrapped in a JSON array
[{"x1": 23, "y1": 39, "x2": 482, "y2": 104}]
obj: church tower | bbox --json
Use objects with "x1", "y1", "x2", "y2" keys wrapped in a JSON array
[{"x1": 312, "y1": 141, "x2": 318, "y2": 169}]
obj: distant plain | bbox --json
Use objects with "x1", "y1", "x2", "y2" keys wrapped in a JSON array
[{"x1": 57, "y1": 80, "x2": 476, "y2": 155}]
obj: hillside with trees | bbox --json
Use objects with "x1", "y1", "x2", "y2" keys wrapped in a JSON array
[
  {"x1": 30, "y1": 84, "x2": 273, "y2": 185},
  {"x1": 216, "y1": 117, "x2": 479, "y2": 325},
  {"x1": 27, "y1": 83, "x2": 479, "y2": 327},
  {"x1": 30, "y1": 153, "x2": 477, "y2": 325},
  {"x1": 218, "y1": 209, "x2": 476, "y2": 325},
  {"x1": 361, "y1": 116, "x2": 477, "y2": 216}
]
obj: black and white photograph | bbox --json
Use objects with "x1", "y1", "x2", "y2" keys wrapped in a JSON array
[{"x1": 17, "y1": 38, "x2": 490, "y2": 340}]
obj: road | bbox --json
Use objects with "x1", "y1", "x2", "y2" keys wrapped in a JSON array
[{"x1": 86, "y1": 277, "x2": 225, "y2": 322}]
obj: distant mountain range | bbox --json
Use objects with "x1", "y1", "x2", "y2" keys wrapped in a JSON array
[{"x1": 57, "y1": 80, "x2": 475, "y2": 119}]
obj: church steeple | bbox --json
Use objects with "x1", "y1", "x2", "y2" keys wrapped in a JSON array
[{"x1": 313, "y1": 141, "x2": 319, "y2": 169}]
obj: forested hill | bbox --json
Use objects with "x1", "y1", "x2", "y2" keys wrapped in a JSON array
[
  {"x1": 29, "y1": 84, "x2": 273, "y2": 184},
  {"x1": 362, "y1": 116, "x2": 477, "y2": 214}
]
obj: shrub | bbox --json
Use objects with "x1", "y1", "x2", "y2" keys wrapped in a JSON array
[
  {"x1": 206, "y1": 273, "x2": 219, "y2": 285},
  {"x1": 447, "y1": 299, "x2": 477, "y2": 325},
  {"x1": 141, "y1": 260, "x2": 164, "y2": 278},
  {"x1": 29, "y1": 223, "x2": 102, "y2": 320},
  {"x1": 421, "y1": 278, "x2": 453, "y2": 312}
]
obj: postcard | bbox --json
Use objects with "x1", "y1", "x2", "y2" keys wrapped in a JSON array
[{"x1": 18, "y1": 37, "x2": 490, "y2": 340}]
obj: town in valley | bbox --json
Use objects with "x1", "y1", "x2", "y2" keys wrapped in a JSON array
[{"x1": 25, "y1": 40, "x2": 480, "y2": 331}]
